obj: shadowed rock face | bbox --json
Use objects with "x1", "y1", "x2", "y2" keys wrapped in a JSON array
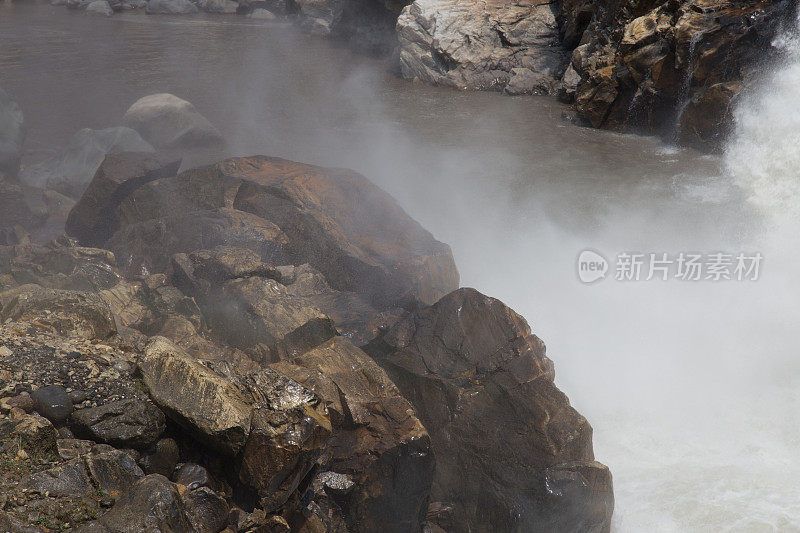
[
  {"x1": 561, "y1": 0, "x2": 796, "y2": 150},
  {"x1": 365, "y1": 287, "x2": 613, "y2": 532}
]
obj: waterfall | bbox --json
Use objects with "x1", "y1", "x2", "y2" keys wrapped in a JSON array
[{"x1": 725, "y1": 12, "x2": 800, "y2": 215}]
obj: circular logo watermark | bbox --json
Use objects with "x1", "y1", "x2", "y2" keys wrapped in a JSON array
[{"x1": 577, "y1": 250, "x2": 608, "y2": 284}]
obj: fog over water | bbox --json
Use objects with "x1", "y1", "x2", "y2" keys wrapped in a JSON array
[{"x1": 2, "y1": 3, "x2": 799, "y2": 530}]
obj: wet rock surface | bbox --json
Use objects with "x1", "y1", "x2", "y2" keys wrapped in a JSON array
[
  {"x1": 365, "y1": 287, "x2": 614, "y2": 532},
  {"x1": 562, "y1": 0, "x2": 796, "y2": 149}
]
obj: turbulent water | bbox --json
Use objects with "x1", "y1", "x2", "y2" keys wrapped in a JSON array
[{"x1": 2, "y1": 2, "x2": 800, "y2": 531}]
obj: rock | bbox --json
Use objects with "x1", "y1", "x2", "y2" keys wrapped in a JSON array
[
  {"x1": 542, "y1": 461, "x2": 614, "y2": 532},
  {"x1": 183, "y1": 487, "x2": 230, "y2": 533},
  {"x1": 295, "y1": 0, "x2": 344, "y2": 35},
  {"x1": 84, "y1": 445, "x2": 146, "y2": 495},
  {"x1": 139, "y1": 336, "x2": 252, "y2": 455},
  {"x1": 365, "y1": 288, "x2": 613, "y2": 532},
  {"x1": 198, "y1": 0, "x2": 238, "y2": 13},
  {"x1": 10, "y1": 413, "x2": 58, "y2": 457},
  {"x1": 565, "y1": 0, "x2": 794, "y2": 150},
  {"x1": 248, "y1": 7, "x2": 277, "y2": 18},
  {"x1": 272, "y1": 336, "x2": 434, "y2": 532},
  {"x1": 236, "y1": 368, "x2": 331, "y2": 512},
  {"x1": 173, "y1": 462, "x2": 210, "y2": 489},
  {"x1": 145, "y1": 0, "x2": 199, "y2": 13},
  {"x1": 71, "y1": 398, "x2": 166, "y2": 449},
  {"x1": 22, "y1": 458, "x2": 93, "y2": 497},
  {"x1": 98, "y1": 155, "x2": 458, "y2": 309},
  {"x1": 122, "y1": 94, "x2": 224, "y2": 160},
  {"x1": 397, "y1": 0, "x2": 568, "y2": 95},
  {"x1": 56, "y1": 438, "x2": 94, "y2": 460},
  {"x1": 0, "y1": 287, "x2": 116, "y2": 340},
  {"x1": 64, "y1": 152, "x2": 179, "y2": 247},
  {"x1": 138, "y1": 437, "x2": 180, "y2": 477},
  {"x1": 31, "y1": 384, "x2": 73, "y2": 426},
  {"x1": 85, "y1": 1, "x2": 115, "y2": 16},
  {"x1": 0, "y1": 87, "x2": 25, "y2": 178},
  {"x1": 99, "y1": 474, "x2": 193, "y2": 532},
  {"x1": 23, "y1": 127, "x2": 154, "y2": 200}
]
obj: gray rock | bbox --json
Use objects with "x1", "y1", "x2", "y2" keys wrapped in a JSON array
[
  {"x1": 397, "y1": 0, "x2": 568, "y2": 94},
  {"x1": 122, "y1": 94, "x2": 224, "y2": 165},
  {"x1": 0, "y1": 87, "x2": 25, "y2": 178},
  {"x1": 84, "y1": 444, "x2": 145, "y2": 495},
  {"x1": 173, "y1": 463, "x2": 210, "y2": 489},
  {"x1": 86, "y1": 0, "x2": 114, "y2": 15},
  {"x1": 32, "y1": 385, "x2": 73, "y2": 426},
  {"x1": 71, "y1": 398, "x2": 166, "y2": 449},
  {"x1": 138, "y1": 437, "x2": 179, "y2": 477},
  {"x1": 99, "y1": 474, "x2": 193, "y2": 532},
  {"x1": 248, "y1": 7, "x2": 276, "y2": 19},
  {"x1": 145, "y1": 0, "x2": 199, "y2": 13},
  {"x1": 21, "y1": 127, "x2": 153, "y2": 199},
  {"x1": 198, "y1": 0, "x2": 238, "y2": 13},
  {"x1": 183, "y1": 487, "x2": 229, "y2": 533},
  {"x1": 22, "y1": 458, "x2": 93, "y2": 497}
]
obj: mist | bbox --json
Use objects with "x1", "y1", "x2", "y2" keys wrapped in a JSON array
[{"x1": 3, "y1": 4, "x2": 800, "y2": 530}]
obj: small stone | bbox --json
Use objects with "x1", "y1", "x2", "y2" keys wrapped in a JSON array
[
  {"x1": 0, "y1": 345, "x2": 12, "y2": 357},
  {"x1": 32, "y1": 384, "x2": 74, "y2": 426}
]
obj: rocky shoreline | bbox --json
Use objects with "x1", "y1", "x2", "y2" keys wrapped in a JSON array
[
  {"x1": 39, "y1": 0, "x2": 799, "y2": 150},
  {"x1": 1, "y1": 88, "x2": 613, "y2": 531}
]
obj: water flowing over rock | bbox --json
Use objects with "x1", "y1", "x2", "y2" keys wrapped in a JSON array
[
  {"x1": 398, "y1": 0, "x2": 568, "y2": 95},
  {"x1": 365, "y1": 287, "x2": 614, "y2": 532},
  {"x1": 0, "y1": 87, "x2": 25, "y2": 178},
  {"x1": 561, "y1": 0, "x2": 796, "y2": 149}
]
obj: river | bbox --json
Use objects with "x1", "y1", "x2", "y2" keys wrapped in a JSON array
[{"x1": 1, "y1": 2, "x2": 799, "y2": 531}]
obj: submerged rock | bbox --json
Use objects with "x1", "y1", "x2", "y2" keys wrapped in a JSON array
[
  {"x1": 145, "y1": 0, "x2": 199, "y2": 12},
  {"x1": 0, "y1": 88, "x2": 25, "y2": 179},
  {"x1": 365, "y1": 287, "x2": 613, "y2": 532},
  {"x1": 397, "y1": 0, "x2": 568, "y2": 94}
]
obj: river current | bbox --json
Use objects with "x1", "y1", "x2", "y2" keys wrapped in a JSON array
[{"x1": 2, "y1": 3, "x2": 799, "y2": 531}]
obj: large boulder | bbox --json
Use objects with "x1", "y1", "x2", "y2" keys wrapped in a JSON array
[
  {"x1": 65, "y1": 151, "x2": 180, "y2": 247},
  {"x1": 22, "y1": 127, "x2": 153, "y2": 200},
  {"x1": 122, "y1": 94, "x2": 224, "y2": 160},
  {"x1": 365, "y1": 288, "x2": 614, "y2": 532},
  {"x1": 0, "y1": 287, "x2": 117, "y2": 339},
  {"x1": 138, "y1": 336, "x2": 253, "y2": 456},
  {"x1": 272, "y1": 336, "x2": 434, "y2": 532},
  {"x1": 98, "y1": 474, "x2": 193, "y2": 532},
  {"x1": 564, "y1": 0, "x2": 794, "y2": 150},
  {"x1": 71, "y1": 398, "x2": 166, "y2": 449},
  {"x1": 0, "y1": 87, "x2": 25, "y2": 178},
  {"x1": 72, "y1": 154, "x2": 458, "y2": 309},
  {"x1": 397, "y1": 0, "x2": 568, "y2": 95}
]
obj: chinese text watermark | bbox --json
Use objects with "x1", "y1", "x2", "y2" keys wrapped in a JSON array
[{"x1": 577, "y1": 250, "x2": 762, "y2": 284}]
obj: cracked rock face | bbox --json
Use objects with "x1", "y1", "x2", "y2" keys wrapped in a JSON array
[
  {"x1": 397, "y1": 0, "x2": 569, "y2": 95},
  {"x1": 365, "y1": 287, "x2": 613, "y2": 532}
]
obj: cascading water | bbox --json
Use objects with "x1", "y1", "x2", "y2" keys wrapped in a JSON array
[{"x1": 726, "y1": 12, "x2": 800, "y2": 215}]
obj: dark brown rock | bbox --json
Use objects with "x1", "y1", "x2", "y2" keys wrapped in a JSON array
[
  {"x1": 365, "y1": 288, "x2": 613, "y2": 532},
  {"x1": 272, "y1": 336, "x2": 434, "y2": 532},
  {"x1": 138, "y1": 437, "x2": 180, "y2": 477},
  {"x1": 71, "y1": 398, "x2": 166, "y2": 449},
  {"x1": 98, "y1": 474, "x2": 193, "y2": 532},
  {"x1": 183, "y1": 486, "x2": 230, "y2": 533}
]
